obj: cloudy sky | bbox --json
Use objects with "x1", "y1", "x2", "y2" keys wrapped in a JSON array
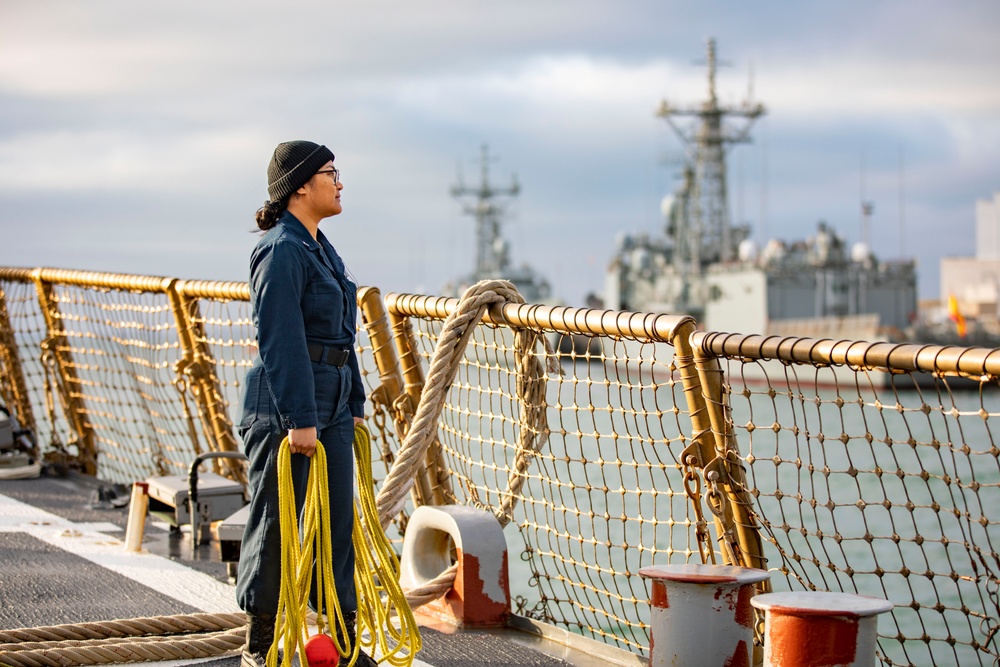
[{"x1": 1, "y1": 1, "x2": 998, "y2": 307}]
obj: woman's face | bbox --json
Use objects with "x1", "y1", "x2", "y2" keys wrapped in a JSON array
[{"x1": 299, "y1": 159, "x2": 343, "y2": 219}]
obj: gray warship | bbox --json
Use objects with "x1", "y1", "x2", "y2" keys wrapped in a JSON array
[{"x1": 603, "y1": 39, "x2": 918, "y2": 345}]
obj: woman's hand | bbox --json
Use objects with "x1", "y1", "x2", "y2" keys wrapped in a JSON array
[
  {"x1": 287, "y1": 426, "x2": 317, "y2": 457},
  {"x1": 353, "y1": 417, "x2": 364, "y2": 427}
]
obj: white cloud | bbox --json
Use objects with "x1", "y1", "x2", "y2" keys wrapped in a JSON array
[
  {"x1": 759, "y1": 59, "x2": 1000, "y2": 118},
  {"x1": 0, "y1": 0, "x2": 997, "y2": 304},
  {"x1": 0, "y1": 127, "x2": 269, "y2": 192}
]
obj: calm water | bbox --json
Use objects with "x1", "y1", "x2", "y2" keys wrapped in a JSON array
[
  {"x1": 727, "y1": 381, "x2": 999, "y2": 666},
  {"x1": 462, "y1": 352, "x2": 1000, "y2": 666}
]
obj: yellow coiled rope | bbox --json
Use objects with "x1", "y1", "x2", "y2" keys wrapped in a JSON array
[{"x1": 270, "y1": 423, "x2": 421, "y2": 667}]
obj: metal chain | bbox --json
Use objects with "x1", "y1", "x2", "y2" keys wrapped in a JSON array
[
  {"x1": 681, "y1": 450, "x2": 715, "y2": 565},
  {"x1": 704, "y1": 469, "x2": 742, "y2": 567},
  {"x1": 39, "y1": 343, "x2": 73, "y2": 469},
  {"x1": 171, "y1": 360, "x2": 203, "y2": 461},
  {"x1": 370, "y1": 401, "x2": 396, "y2": 467},
  {"x1": 368, "y1": 399, "x2": 412, "y2": 535}
]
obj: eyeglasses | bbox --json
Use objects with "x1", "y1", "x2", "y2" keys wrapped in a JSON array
[{"x1": 316, "y1": 167, "x2": 340, "y2": 184}]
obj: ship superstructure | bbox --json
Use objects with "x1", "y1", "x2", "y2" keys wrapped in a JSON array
[
  {"x1": 656, "y1": 38, "x2": 765, "y2": 274},
  {"x1": 445, "y1": 144, "x2": 552, "y2": 302},
  {"x1": 605, "y1": 39, "x2": 917, "y2": 340}
]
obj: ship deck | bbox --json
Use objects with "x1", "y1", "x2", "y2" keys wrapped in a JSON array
[{"x1": 0, "y1": 473, "x2": 638, "y2": 667}]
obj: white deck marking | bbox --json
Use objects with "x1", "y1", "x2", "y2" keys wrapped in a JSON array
[{"x1": 0, "y1": 491, "x2": 240, "y2": 613}]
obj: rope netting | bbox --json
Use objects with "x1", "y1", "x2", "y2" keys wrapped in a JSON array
[
  {"x1": 185, "y1": 296, "x2": 254, "y2": 422},
  {"x1": 400, "y1": 320, "x2": 698, "y2": 653},
  {"x1": 0, "y1": 278, "x2": 194, "y2": 481},
  {"x1": 703, "y1": 354, "x2": 1000, "y2": 666},
  {"x1": 0, "y1": 279, "x2": 73, "y2": 461},
  {"x1": 4, "y1": 268, "x2": 1000, "y2": 667},
  {"x1": 0, "y1": 275, "x2": 390, "y2": 493},
  {"x1": 186, "y1": 294, "x2": 392, "y2": 501}
]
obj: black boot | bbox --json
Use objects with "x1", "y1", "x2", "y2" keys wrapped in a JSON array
[
  {"x1": 242, "y1": 612, "x2": 277, "y2": 667},
  {"x1": 338, "y1": 610, "x2": 378, "y2": 667}
]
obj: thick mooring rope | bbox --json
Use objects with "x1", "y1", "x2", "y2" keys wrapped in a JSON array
[
  {"x1": 0, "y1": 614, "x2": 247, "y2": 667},
  {"x1": 0, "y1": 280, "x2": 546, "y2": 666},
  {"x1": 0, "y1": 613, "x2": 247, "y2": 644},
  {"x1": 376, "y1": 280, "x2": 557, "y2": 528}
]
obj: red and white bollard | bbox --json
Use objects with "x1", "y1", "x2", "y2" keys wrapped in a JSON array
[
  {"x1": 751, "y1": 591, "x2": 894, "y2": 667},
  {"x1": 639, "y1": 563, "x2": 769, "y2": 667},
  {"x1": 399, "y1": 505, "x2": 510, "y2": 628}
]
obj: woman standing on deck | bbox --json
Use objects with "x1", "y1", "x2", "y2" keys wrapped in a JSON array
[{"x1": 237, "y1": 140, "x2": 373, "y2": 667}]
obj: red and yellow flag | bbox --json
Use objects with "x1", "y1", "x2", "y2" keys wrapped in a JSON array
[{"x1": 948, "y1": 295, "x2": 967, "y2": 338}]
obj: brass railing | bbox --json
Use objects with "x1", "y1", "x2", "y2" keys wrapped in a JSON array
[
  {"x1": 1, "y1": 266, "x2": 997, "y2": 667},
  {"x1": 0, "y1": 267, "x2": 249, "y2": 483}
]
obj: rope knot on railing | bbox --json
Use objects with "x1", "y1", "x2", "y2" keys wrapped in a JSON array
[{"x1": 375, "y1": 280, "x2": 556, "y2": 530}]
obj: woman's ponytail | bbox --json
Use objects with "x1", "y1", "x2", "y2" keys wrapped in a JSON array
[{"x1": 255, "y1": 198, "x2": 288, "y2": 231}]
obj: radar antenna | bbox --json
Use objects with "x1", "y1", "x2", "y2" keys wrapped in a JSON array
[
  {"x1": 451, "y1": 143, "x2": 520, "y2": 278},
  {"x1": 656, "y1": 37, "x2": 766, "y2": 270}
]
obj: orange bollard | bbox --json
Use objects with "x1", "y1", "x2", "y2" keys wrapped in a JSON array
[{"x1": 751, "y1": 591, "x2": 893, "y2": 667}]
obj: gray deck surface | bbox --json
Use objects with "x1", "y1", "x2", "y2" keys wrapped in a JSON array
[
  {"x1": 0, "y1": 532, "x2": 201, "y2": 627},
  {"x1": 0, "y1": 474, "x2": 622, "y2": 667}
]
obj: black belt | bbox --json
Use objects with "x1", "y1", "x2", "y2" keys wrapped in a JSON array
[{"x1": 307, "y1": 343, "x2": 350, "y2": 367}]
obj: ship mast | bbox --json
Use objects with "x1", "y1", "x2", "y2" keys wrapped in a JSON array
[
  {"x1": 656, "y1": 38, "x2": 765, "y2": 272},
  {"x1": 450, "y1": 143, "x2": 520, "y2": 279}
]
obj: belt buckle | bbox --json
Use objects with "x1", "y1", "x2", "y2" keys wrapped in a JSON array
[{"x1": 328, "y1": 348, "x2": 347, "y2": 367}]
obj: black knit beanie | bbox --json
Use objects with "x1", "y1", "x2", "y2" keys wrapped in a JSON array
[{"x1": 267, "y1": 140, "x2": 335, "y2": 201}]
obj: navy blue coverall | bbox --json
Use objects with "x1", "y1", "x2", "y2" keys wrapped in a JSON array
[{"x1": 236, "y1": 210, "x2": 365, "y2": 617}]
